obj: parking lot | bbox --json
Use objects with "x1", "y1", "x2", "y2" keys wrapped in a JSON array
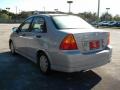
[{"x1": 0, "y1": 24, "x2": 120, "y2": 90}]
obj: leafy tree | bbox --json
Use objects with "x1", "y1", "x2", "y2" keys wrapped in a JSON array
[
  {"x1": 113, "y1": 15, "x2": 120, "y2": 21},
  {"x1": 0, "y1": 13, "x2": 9, "y2": 20},
  {"x1": 18, "y1": 11, "x2": 29, "y2": 18},
  {"x1": 78, "y1": 12, "x2": 97, "y2": 23},
  {"x1": 100, "y1": 13, "x2": 112, "y2": 21},
  {"x1": 1, "y1": 10, "x2": 8, "y2": 14}
]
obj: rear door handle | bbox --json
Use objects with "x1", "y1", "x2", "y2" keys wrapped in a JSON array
[
  {"x1": 36, "y1": 35, "x2": 41, "y2": 38},
  {"x1": 21, "y1": 33, "x2": 26, "y2": 36},
  {"x1": 19, "y1": 33, "x2": 26, "y2": 37}
]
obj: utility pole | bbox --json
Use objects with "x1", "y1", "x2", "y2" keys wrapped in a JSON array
[
  {"x1": 43, "y1": 7, "x2": 45, "y2": 13},
  {"x1": 106, "y1": 8, "x2": 110, "y2": 14},
  {"x1": 16, "y1": 6, "x2": 17, "y2": 14},
  {"x1": 97, "y1": 0, "x2": 100, "y2": 28},
  {"x1": 6, "y1": 7, "x2": 10, "y2": 22},
  {"x1": 67, "y1": 1, "x2": 73, "y2": 14},
  {"x1": 106, "y1": 8, "x2": 110, "y2": 21},
  {"x1": 15, "y1": 6, "x2": 18, "y2": 23}
]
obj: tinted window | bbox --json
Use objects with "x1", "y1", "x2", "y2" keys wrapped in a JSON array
[{"x1": 52, "y1": 15, "x2": 93, "y2": 29}]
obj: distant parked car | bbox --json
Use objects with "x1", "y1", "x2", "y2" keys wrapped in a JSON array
[
  {"x1": 9, "y1": 14, "x2": 112, "y2": 74},
  {"x1": 107, "y1": 21, "x2": 116, "y2": 26},
  {"x1": 109, "y1": 21, "x2": 120, "y2": 27},
  {"x1": 98, "y1": 21, "x2": 109, "y2": 26},
  {"x1": 98, "y1": 21, "x2": 119, "y2": 27}
]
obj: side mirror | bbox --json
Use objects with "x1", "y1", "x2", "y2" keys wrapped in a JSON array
[{"x1": 12, "y1": 27, "x2": 18, "y2": 32}]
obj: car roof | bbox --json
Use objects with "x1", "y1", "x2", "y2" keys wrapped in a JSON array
[{"x1": 29, "y1": 14, "x2": 73, "y2": 18}]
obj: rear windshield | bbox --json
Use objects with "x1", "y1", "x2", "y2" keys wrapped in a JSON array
[{"x1": 52, "y1": 15, "x2": 93, "y2": 29}]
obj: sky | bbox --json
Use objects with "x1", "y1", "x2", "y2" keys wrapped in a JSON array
[{"x1": 0, "y1": 0, "x2": 120, "y2": 16}]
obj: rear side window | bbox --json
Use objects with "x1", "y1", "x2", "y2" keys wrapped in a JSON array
[{"x1": 31, "y1": 17, "x2": 47, "y2": 33}]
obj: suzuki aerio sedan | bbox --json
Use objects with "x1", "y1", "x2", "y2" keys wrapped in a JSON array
[{"x1": 9, "y1": 14, "x2": 112, "y2": 74}]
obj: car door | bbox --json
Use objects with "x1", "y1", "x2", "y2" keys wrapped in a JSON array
[
  {"x1": 25, "y1": 16, "x2": 48, "y2": 61},
  {"x1": 13, "y1": 17, "x2": 33, "y2": 55}
]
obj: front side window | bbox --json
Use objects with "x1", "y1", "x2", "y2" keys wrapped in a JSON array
[
  {"x1": 52, "y1": 15, "x2": 94, "y2": 29},
  {"x1": 32, "y1": 17, "x2": 46, "y2": 32},
  {"x1": 20, "y1": 17, "x2": 33, "y2": 32}
]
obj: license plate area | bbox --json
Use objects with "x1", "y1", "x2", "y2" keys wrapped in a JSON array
[
  {"x1": 89, "y1": 40, "x2": 100, "y2": 50},
  {"x1": 82, "y1": 40, "x2": 100, "y2": 51}
]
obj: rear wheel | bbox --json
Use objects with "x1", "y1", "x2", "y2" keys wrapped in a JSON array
[
  {"x1": 38, "y1": 53, "x2": 51, "y2": 74},
  {"x1": 9, "y1": 41, "x2": 16, "y2": 55}
]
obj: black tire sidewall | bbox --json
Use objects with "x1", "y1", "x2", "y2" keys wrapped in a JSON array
[
  {"x1": 38, "y1": 53, "x2": 51, "y2": 74},
  {"x1": 10, "y1": 42, "x2": 16, "y2": 55}
]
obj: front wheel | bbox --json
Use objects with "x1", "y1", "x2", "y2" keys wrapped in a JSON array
[
  {"x1": 38, "y1": 53, "x2": 51, "y2": 74},
  {"x1": 9, "y1": 41, "x2": 16, "y2": 55}
]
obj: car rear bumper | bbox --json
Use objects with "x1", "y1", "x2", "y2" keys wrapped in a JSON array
[{"x1": 50, "y1": 46, "x2": 112, "y2": 72}]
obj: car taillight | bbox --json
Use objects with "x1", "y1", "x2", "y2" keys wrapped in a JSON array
[
  {"x1": 108, "y1": 32, "x2": 110, "y2": 45},
  {"x1": 60, "y1": 34, "x2": 78, "y2": 50}
]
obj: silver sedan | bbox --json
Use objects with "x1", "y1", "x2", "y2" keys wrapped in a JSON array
[{"x1": 9, "y1": 14, "x2": 112, "y2": 74}]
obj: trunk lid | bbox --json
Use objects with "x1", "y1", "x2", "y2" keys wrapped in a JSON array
[{"x1": 60, "y1": 29, "x2": 109, "y2": 53}]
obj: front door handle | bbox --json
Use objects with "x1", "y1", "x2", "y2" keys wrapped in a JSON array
[{"x1": 36, "y1": 35, "x2": 41, "y2": 38}]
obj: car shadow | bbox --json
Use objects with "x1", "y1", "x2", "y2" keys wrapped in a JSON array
[{"x1": 0, "y1": 51, "x2": 101, "y2": 90}]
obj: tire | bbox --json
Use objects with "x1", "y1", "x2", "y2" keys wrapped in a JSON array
[
  {"x1": 9, "y1": 41, "x2": 16, "y2": 55},
  {"x1": 38, "y1": 53, "x2": 51, "y2": 74}
]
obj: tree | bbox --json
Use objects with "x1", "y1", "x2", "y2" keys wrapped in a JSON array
[
  {"x1": 1, "y1": 10, "x2": 8, "y2": 14},
  {"x1": 18, "y1": 11, "x2": 29, "y2": 19},
  {"x1": 78, "y1": 12, "x2": 97, "y2": 23},
  {"x1": 113, "y1": 15, "x2": 120, "y2": 21},
  {"x1": 100, "y1": 13, "x2": 112, "y2": 21},
  {"x1": 0, "y1": 13, "x2": 9, "y2": 20}
]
